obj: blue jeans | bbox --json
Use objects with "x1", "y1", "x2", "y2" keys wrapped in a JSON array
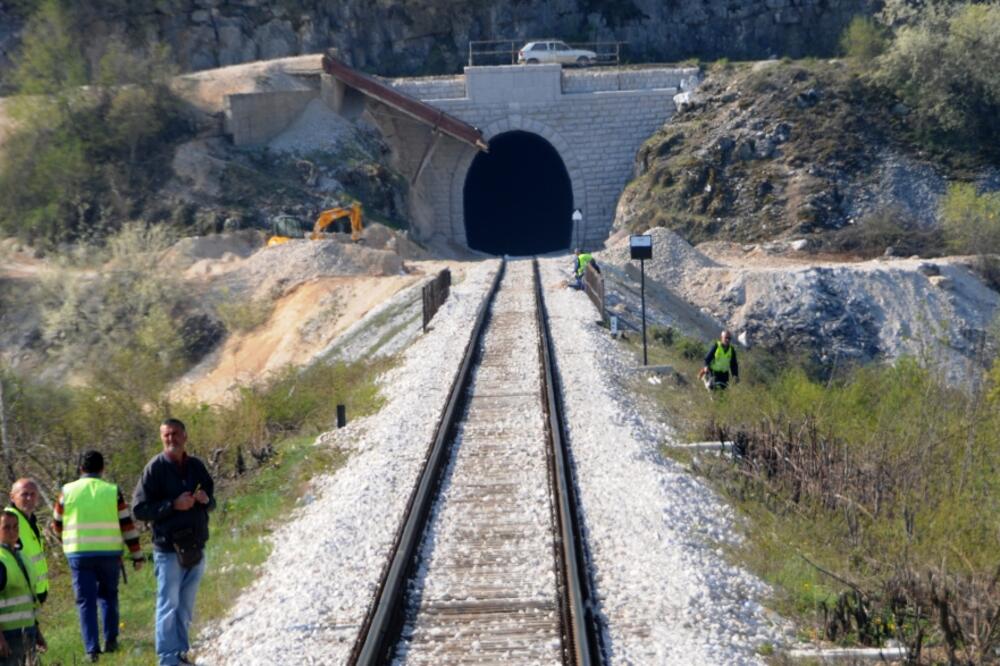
[
  {"x1": 68, "y1": 555, "x2": 120, "y2": 655},
  {"x1": 153, "y1": 550, "x2": 206, "y2": 666}
]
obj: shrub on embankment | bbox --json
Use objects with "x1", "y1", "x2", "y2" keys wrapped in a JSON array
[
  {"x1": 0, "y1": 1, "x2": 189, "y2": 247},
  {"x1": 696, "y1": 358, "x2": 1000, "y2": 662},
  {"x1": 0, "y1": 337, "x2": 392, "y2": 659}
]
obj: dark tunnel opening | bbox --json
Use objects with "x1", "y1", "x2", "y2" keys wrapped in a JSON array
[{"x1": 463, "y1": 131, "x2": 573, "y2": 256}]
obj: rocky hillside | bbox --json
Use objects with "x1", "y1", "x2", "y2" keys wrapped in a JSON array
[
  {"x1": 0, "y1": 0, "x2": 872, "y2": 81},
  {"x1": 616, "y1": 59, "x2": 999, "y2": 252}
]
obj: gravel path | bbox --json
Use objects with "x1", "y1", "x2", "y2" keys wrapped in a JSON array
[
  {"x1": 198, "y1": 260, "x2": 500, "y2": 665},
  {"x1": 538, "y1": 256, "x2": 785, "y2": 664}
]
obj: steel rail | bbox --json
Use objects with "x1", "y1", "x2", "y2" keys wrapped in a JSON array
[
  {"x1": 350, "y1": 259, "x2": 507, "y2": 665},
  {"x1": 533, "y1": 259, "x2": 606, "y2": 666},
  {"x1": 351, "y1": 258, "x2": 603, "y2": 665}
]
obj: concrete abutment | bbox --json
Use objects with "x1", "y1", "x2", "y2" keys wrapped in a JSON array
[{"x1": 224, "y1": 63, "x2": 700, "y2": 252}]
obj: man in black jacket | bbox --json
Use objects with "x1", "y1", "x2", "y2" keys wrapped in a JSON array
[{"x1": 132, "y1": 419, "x2": 214, "y2": 666}]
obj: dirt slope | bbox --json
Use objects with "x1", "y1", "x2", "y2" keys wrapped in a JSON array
[{"x1": 169, "y1": 274, "x2": 417, "y2": 404}]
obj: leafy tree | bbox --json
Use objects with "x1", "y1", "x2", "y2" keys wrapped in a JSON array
[
  {"x1": 0, "y1": 1, "x2": 186, "y2": 246},
  {"x1": 10, "y1": 0, "x2": 86, "y2": 96},
  {"x1": 872, "y1": 3, "x2": 1000, "y2": 154},
  {"x1": 840, "y1": 16, "x2": 887, "y2": 63},
  {"x1": 939, "y1": 182, "x2": 1000, "y2": 255}
]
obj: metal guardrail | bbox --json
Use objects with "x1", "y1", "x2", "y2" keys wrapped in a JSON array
[
  {"x1": 421, "y1": 268, "x2": 451, "y2": 332},
  {"x1": 468, "y1": 40, "x2": 623, "y2": 67},
  {"x1": 582, "y1": 262, "x2": 607, "y2": 325}
]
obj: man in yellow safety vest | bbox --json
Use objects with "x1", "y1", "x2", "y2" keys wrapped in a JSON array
[
  {"x1": 0, "y1": 510, "x2": 45, "y2": 664},
  {"x1": 7, "y1": 479, "x2": 48, "y2": 605},
  {"x1": 700, "y1": 329, "x2": 740, "y2": 390},
  {"x1": 54, "y1": 450, "x2": 144, "y2": 663}
]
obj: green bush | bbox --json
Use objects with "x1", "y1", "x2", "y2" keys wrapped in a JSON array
[
  {"x1": 825, "y1": 206, "x2": 944, "y2": 258},
  {"x1": 675, "y1": 334, "x2": 706, "y2": 361},
  {"x1": 0, "y1": 1, "x2": 187, "y2": 246},
  {"x1": 650, "y1": 325, "x2": 675, "y2": 347},
  {"x1": 871, "y1": 3, "x2": 1000, "y2": 155},
  {"x1": 840, "y1": 16, "x2": 887, "y2": 63},
  {"x1": 696, "y1": 357, "x2": 1000, "y2": 659},
  {"x1": 939, "y1": 182, "x2": 1000, "y2": 256},
  {"x1": 216, "y1": 295, "x2": 274, "y2": 334}
]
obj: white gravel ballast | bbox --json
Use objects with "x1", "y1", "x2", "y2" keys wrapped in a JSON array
[
  {"x1": 198, "y1": 260, "x2": 500, "y2": 665},
  {"x1": 538, "y1": 257, "x2": 786, "y2": 664}
]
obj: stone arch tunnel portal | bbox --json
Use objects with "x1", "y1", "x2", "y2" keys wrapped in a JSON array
[{"x1": 463, "y1": 131, "x2": 573, "y2": 256}]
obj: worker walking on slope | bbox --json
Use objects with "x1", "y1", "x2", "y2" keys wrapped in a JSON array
[
  {"x1": 54, "y1": 451, "x2": 144, "y2": 663},
  {"x1": 700, "y1": 329, "x2": 740, "y2": 390},
  {"x1": 0, "y1": 510, "x2": 45, "y2": 665},
  {"x1": 6, "y1": 480, "x2": 48, "y2": 605}
]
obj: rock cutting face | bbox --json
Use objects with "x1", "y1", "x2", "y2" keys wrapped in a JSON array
[{"x1": 463, "y1": 131, "x2": 573, "y2": 256}]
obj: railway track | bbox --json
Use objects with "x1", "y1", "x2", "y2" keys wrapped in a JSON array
[{"x1": 351, "y1": 258, "x2": 603, "y2": 665}]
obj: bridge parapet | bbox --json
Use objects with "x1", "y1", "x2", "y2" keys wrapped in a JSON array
[
  {"x1": 384, "y1": 75, "x2": 466, "y2": 101},
  {"x1": 384, "y1": 65, "x2": 701, "y2": 104},
  {"x1": 561, "y1": 67, "x2": 700, "y2": 94}
]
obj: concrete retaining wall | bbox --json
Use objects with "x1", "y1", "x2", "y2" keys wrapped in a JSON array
[{"x1": 225, "y1": 89, "x2": 317, "y2": 146}]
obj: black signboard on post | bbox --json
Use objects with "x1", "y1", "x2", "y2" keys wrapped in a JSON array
[
  {"x1": 629, "y1": 235, "x2": 653, "y2": 365},
  {"x1": 629, "y1": 234, "x2": 652, "y2": 260}
]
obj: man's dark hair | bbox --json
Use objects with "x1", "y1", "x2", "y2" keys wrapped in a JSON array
[
  {"x1": 79, "y1": 450, "x2": 104, "y2": 474},
  {"x1": 161, "y1": 418, "x2": 186, "y2": 432}
]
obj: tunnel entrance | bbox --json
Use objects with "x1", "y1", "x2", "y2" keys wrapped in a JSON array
[{"x1": 463, "y1": 131, "x2": 573, "y2": 255}]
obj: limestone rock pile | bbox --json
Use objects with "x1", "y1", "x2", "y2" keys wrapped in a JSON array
[
  {"x1": 599, "y1": 232, "x2": 1000, "y2": 376},
  {"x1": 224, "y1": 239, "x2": 404, "y2": 298}
]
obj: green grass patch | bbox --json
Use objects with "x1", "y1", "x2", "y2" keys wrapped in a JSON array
[
  {"x1": 632, "y1": 328, "x2": 1000, "y2": 659},
  {"x1": 38, "y1": 434, "x2": 348, "y2": 664},
  {"x1": 30, "y1": 353, "x2": 393, "y2": 663}
]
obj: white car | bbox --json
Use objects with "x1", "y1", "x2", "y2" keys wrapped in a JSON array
[{"x1": 517, "y1": 41, "x2": 597, "y2": 66}]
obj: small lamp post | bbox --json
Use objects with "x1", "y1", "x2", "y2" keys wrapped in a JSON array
[{"x1": 629, "y1": 234, "x2": 653, "y2": 366}]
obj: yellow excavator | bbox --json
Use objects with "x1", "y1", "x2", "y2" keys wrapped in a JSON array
[{"x1": 267, "y1": 202, "x2": 364, "y2": 247}]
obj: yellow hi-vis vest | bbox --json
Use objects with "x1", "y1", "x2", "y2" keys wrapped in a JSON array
[
  {"x1": 6, "y1": 508, "x2": 47, "y2": 597},
  {"x1": 60, "y1": 478, "x2": 121, "y2": 556},
  {"x1": 710, "y1": 342, "x2": 734, "y2": 373},
  {"x1": 0, "y1": 546, "x2": 36, "y2": 631},
  {"x1": 576, "y1": 253, "x2": 594, "y2": 277}
]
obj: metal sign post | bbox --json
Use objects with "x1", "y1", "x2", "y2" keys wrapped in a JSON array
[{"x1": 629, "y1": 235, "x2": 653, "y2": 366}]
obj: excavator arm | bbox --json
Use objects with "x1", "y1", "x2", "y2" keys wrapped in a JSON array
[{"x1": 310, "y1": 203, "x2": 363, "y2": 241}]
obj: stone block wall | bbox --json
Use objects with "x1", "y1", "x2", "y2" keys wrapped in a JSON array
[
  {"x1": 384, "y1": 76, "x2": 466, "y2": 100},
  {"x1": 388, "y1": 65, "x2": 690, "y2": 249},
  {"x1": 562, "y1": 67, "x2": 701, "y2": 94},
  {"x1": 225, "y1": 89, "x2": 317, "y2": 146}
]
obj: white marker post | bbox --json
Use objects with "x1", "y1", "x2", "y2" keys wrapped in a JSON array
[{"x1": 629, "y1": 234, "x2": 653, "y2": 365}]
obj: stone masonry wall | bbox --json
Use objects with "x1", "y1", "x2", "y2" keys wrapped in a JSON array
[
  {"x1": 384, "y1": 76, "x2": 466, "y2": 100},
  {"x1": 380, "y1": 65, "x2": 689, "y2": 249},
  {"x1": 221, "y1": 64, "x2": 691, "y2": 249}
]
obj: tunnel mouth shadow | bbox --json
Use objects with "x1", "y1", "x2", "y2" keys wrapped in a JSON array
[{"x1": 463, "y1": 131, "x2": 573, "y2": 256}]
